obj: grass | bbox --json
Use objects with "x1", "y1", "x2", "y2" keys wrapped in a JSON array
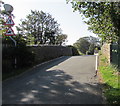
[
  {"x1": 99, "y1": 54, "x2": 120, "y2": 104},
  {"x1": 78, "y1": 51, "x2": 84, "y2": 55}
]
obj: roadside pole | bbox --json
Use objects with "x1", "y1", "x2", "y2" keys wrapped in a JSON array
[
  {"x1": 3, "y1": 3, "x2": 16, "y2": 68},
  {"x1": 94, "y1": 53, "x2": 98, "y2": 77}
]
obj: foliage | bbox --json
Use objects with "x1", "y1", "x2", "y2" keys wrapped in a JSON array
[
  {"x1": 86, "y1": 44, "x2": 95, "y2": 55},
  {"x1": 55, "y1": 34, "x2": 68, "y2": 45},
  {"x1": 67, "y1": 1, "x2": 120, "y2": 43},
  {"x1": 83, "y1": 36, "x2": 100, "y2": 45},
  {"x1": 67, "y1": 45, "x2": 80, "y2": 56},
  {"x1": 0, "y1": 10, "x2": 8, "y2": 36},
  {"x1": 99, "y1": 54, "x2": 120, "y2": 104},
  {"x1": 16, "y1": 10, "x2": 67, "y2": 45},
  {"x1": 73, "y1": 37, "x2": 90, "y2": 54},
  {"x1": 73, "y1": 36, "x2": 100, "y2": 54}
]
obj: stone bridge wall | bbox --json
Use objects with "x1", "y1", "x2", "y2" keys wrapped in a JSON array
[
  {"x1": 101, "y1": 43, "x2": 111, "y2": 63},
  {"x1": 29, "y1": 45, "x2": 72, "y2": 64}
]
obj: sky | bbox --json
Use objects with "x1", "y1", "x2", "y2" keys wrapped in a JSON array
[{"x1": 2, "y1": 0, "x2": 97, "y2": 45}]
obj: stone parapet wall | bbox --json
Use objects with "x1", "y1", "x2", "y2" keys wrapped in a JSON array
[
  {"x1": 101, "y1": 43, "x2": 111, "y2": 63},
  {"x1": 28, "y1": 45, "x2": 72, "y2": 64}
]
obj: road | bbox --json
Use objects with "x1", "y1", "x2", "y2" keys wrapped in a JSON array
[{"x1": 2, "y1": 56, "x2": 105, "y2": 104}]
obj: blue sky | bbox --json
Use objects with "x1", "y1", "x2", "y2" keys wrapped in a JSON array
[{"x1": 2, "y1": 0, "x2": 97, "y2": 45}]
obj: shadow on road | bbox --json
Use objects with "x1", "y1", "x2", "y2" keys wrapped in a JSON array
[
  {"x1": 2, "y1": 56, "x2": 104, "y2": 104},
  {"x1": 3, "y1": 56, "x2": 71, "y2": 83}
]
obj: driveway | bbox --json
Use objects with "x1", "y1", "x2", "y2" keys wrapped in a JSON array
[{"x1": 2, "y1": 56, "x2": 105, "y2": 104}]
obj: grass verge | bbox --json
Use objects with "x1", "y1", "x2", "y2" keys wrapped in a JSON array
[{"x1": 99, "y1": 54, "x2": 120, "y2": 104}]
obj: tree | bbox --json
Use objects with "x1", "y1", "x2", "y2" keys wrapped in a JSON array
[
  {"x1": 73, "y1": 37, "x2": 90, "y2": 54},
  {"x1": 16, "y1": 10, "x2": 64, "y2": 45},
  {"x1": 67, "y1": 1, "x2": 120, "y2": 43},
  {"x1": 73, "y1": 36, "x2": 100, "y2": 54},
  {"x1": 83, "y1": 36, "x2": 100, "y2": 43},
  {"x1": 55, "y1": 34, "x2": 67, "y2": 45},
  {"x1": 87, "y1": 43, "x2": 95, "y2": 55},
  {"x1": 0, "y1": 7, "x2": 8, "y2": 36}
]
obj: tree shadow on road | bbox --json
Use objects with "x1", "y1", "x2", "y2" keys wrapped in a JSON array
[{"x1": 3, "y1": 56, "x2": 104, "y2": 104}]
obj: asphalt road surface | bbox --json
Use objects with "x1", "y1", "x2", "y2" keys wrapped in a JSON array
[{"x1": 2, "y1": 56, "x2": 105, "y2": 104}]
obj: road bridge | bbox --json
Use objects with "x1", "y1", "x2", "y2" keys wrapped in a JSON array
[{"x1": 2, "y1": 56, "x2": 105, "y2": 104}]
